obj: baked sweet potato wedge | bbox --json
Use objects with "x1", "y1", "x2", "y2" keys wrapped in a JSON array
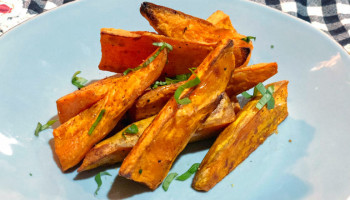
[
  {"x1": 140, "y1": 2, "x2": 240, "y2": 43},
  {"x1": 192, "y1": 80, "x2": 289, "y2": 191},
  {"x1": 53, "y1": 47, "x2": 168, "y2": 171},
  {"x1": 78, "y1": 93, "x2": 235, "y2": 172},
  {"x1": 119, "y1": 39, "x2": 234, "y2": 190},
  {"x1": 99, "y1": 28, "x2": 250, "y2": 76},
  {"x1": 130, "y1": 62, "x2": 277, "y2": 121},
  {"x1": 56, "y1": 74, "x2": 122, "y2": 124},
  {"x1": 140, "y1": 2, "x2": 252, "y2": 68},
  {"x1": 99, "y1": 28, "x2": 215, "y2": 77},
  {"x1": 226, "y1": 62, "x2": 278, "y2": 97}
]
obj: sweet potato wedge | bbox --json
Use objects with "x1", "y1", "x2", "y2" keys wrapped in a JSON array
[
  {"x1": 99, "y1": 28, "x2": 250, "y2": 76},
  {"x1": 53, "y1": 47, "x2": 168, "y2": 171},
  {"x1": 192, "y1": 80, "x2": 289, "y2": 191},
  {"x1": 226, "y1": 62, "x2": 278, "y2": 97},
  {"x1": 140, "y1": 2, "x2": 239, "y2": 43},
  {"x1": 78, "y1": 93, "x2": 235, "y2": 172},
  {"x1": 119, "y1": 39, "x2": 234, "y2": 190},
  {"x1": 99, "y1": 28, "x2": 215, "y2": 77},
  {"x1": 56, "y1": 74, "x2": 122, "y2": 124},
  {"x1": 130, "y1": 62, "x2": 277, "y2": 121},
  {"x1": 140, "y1": 2, "x2": 252, "y2": 68}
]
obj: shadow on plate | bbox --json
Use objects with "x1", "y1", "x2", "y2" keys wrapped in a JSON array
[
  {"x1": 108, "y1": 175, "x2": 152, "y2": 199},
  {"x1": 74, "y1": 163, "x2": 121, "y2": 180}
]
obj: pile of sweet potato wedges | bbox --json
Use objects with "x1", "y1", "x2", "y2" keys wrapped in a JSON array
[{"x1": 53, "y1": 2, "x2": 289, "y2": 192}]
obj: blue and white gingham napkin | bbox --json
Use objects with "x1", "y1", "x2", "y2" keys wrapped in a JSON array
[{"x1": 1, "y1": 0, "x2": 349, "y2": 52}]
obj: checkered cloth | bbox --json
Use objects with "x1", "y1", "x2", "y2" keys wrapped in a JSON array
[
  {"x1": 252, "y1": 0, "x2": 350, "y2": 52},
  {"x1": 0, "y1": 0, "x2": 349, "y2": 52}
]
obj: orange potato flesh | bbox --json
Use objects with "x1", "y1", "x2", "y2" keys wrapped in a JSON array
[
  {"x1": 56, "y1": 74, "x2": 122, "y2": 124},
  {"x1": 78, "y1": 93, "x2": 235, "y2": 172},
  {"x1": 99, "y1": 28, "x2": 215, "y2": 77},
  {"x1": 119, "y1": 39, "x2": 234, "y2": 190},
  {"x1": 192, "y1": 80, "x2": 289, "y2": 191},
  {"x1": 99, "y1": 28, "x2": 250, "y2": 76},
  {"x1": 130, "y1": 62, "x2": 277, "y2": 121},
  {"x1": 53, "y1": 47, "x2": 168, "y2": 171}
]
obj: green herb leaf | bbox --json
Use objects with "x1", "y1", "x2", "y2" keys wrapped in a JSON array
[
  {"x1": 270, "y1": 45, "x2": 274, "y2": 49},
  {"x1": 255, "y1": 82, "x2": 267, "y2": 95},
  {"x1": 266, "y1": 85, "x2": 275, "y2": 110},
  {"x1": 94, "y1": 171, "x2": 112, "y2": 195},
  {"x1": 151, "y1": 68, "x2": 195, "y2": 89},
  {"x1": 241, "y1": 36, "x2": 256, "y2": 43},
  {"x1": 125, "y1": 124, "x2": 138, "y2": 134},
  {"x1": 122, "y1": 124, "x2": 139, "y2": 139},
  {"x1": 241, "y1": 83, "x2": 275, "y2": 110},
  {"x1": 123, "y1": 42, "x2": 173, "y2": 75},
  {"x1": 256, "y1": 92, "x2": 272, "y2": 110},
  {"x1": 88, "y1": 109, "x2": 106, "y2": 135},
  {"x1": 153, "y1": 42, "x2": 173, "y2": 51},
  {"x1": 34, "y1": 122, "x2": 42, "y2": 136},
  {"x1": 34, "y1": 120, "x2": 57, "y2": 136},
  {"x1": 267, "y1": 85, "x2": 274, "y2": 94},
  {"x1": 162, "y1": 172, "x2": 178, "y2": 191},
  {"x1": 71, "y1": 71, "x2": 88, "y2": 89},
  {"x1": 241, "y1": 91, "x2": 253, "y2": 99},
  {"x1": 139, "y1": 169, "x2": 143, "y2": 174},
  {"x1": 151, "y1": 80, "x2": 168, "y2": 89},
  {"x1": 29, "y1": 173, "x2": 32, "y2": 176},
  {"x1": 174, "y1": 69, "x2": 200, "y2": 105},
  {"x1": 176, "y1": 163, "x2": 200, "y2": 181},
  {"x1": 267, "y1": 96, "x2": 275, "y2": 110},
  {"x1": 123, "y1": 68, "x2": 134, "y2": 75}
]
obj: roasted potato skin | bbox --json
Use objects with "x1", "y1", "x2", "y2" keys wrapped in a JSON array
[
  {"x1": 192, "y1": 80, "x2": 289, "y2": 191},
  {"x1": 140, "y1": 2, "x2": 235, "y2": 43},
  {"x1": 119, "y1": 39, "x2": 234, "y2": 190},
  {"x1": 53, "y1": 48, "x2": 168, "y2": 171},
  {"x1": 130, "y1": 62, "x2": 277, "y2": 121},
  {"x1": 140, "y1": 2, "x2": 252, "y2": 68}
]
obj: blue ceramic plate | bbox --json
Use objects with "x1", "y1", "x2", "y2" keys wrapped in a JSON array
[{"x1": 0, "y1": 0, "x2": 349, "y2": 199}]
